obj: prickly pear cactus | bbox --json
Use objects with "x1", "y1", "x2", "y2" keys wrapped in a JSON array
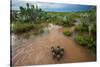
[{"x1": 51, "y1": 46, "x2": 64, "y2": 60}]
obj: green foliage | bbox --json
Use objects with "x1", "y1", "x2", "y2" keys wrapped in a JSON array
[
  {"x1": 12, "y1": 23, "x2": 35, "y2": 34},
  {"x1": 12, "y1": 3, "x2": 48, "y2": 23},
  {"x1": 77, "y1": 7, "x2": 96, "y2": 34},
  {"x1": 75, "y1": 34, "x2": 87, "y2": 46},
  {"x1": 75, "y1": 34, "x2": 96, "y2": 52},
  {"x1": 11, "y1": 21, "x2": 47, "y2": 35},
  {"x1": 46, "y1": 12, "x2": 79, "y2": 26},
  {"x1": 63, "y1": 30, "x2": 72, "y2": 36},
  {"x1": 60, "y1": 16, "x2": 74, "y2": 27},
  {"x1": 11, "y1": 10, "x2": 19, "y2": 21},
  {"x1": 11, "y1": 3, "x2": 49, "y2": 35},
  {"x1": 74, "y1": 7, "x2": 96, "y2": 53},
  {"x1": 75, "y1": 24, "x2": 88, "y2": 32},
  {"x1": 74, "y1": 13, "x2": 96, "y2": 48}
]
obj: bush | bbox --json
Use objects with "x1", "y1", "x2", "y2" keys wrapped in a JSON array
[
  {"x1": 86, "y1": 37, "x2": 96, "y2": 53},
  {"x1": 63, "y1": 30, "x2": 72, "y2": 36},
  {"x1": 12, "y1": 23, "x2": 35, "y2": 34},
  {"x1": 75, "y1": 34, "x2": 87, "y2": 46},
  {"x1": 75, "y1": 25, "x2": 81, "y2": 32},
  {"x1": 75, "y1": 24, "x2": 88, "y2": 32},
  {"x1": 75, "y1": 34, "x2": 96, "y2": 53},
  {"x1": 86, "y1": 37, "x2": 96, "y2": 49}
]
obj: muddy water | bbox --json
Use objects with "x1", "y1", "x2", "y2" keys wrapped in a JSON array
[{"x1": 11, "y1": 24, "x2": 96, "y2": 66}]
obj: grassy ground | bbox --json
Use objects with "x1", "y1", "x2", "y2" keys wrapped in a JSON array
[{"x1": 11, "y1": 21, "x2": 48, "y2": 35}]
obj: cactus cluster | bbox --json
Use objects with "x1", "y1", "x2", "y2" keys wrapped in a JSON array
[{"x1": 51, "y1": 46, "x2": 64, "y2": 60}]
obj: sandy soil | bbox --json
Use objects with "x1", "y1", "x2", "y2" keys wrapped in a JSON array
[{"x1": 11, "y1": 24, "x2": 96, "y2": 66}]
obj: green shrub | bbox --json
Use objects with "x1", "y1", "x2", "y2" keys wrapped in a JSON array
[
  {"x1": 75, "y1": 34, "x2": 87, "y2": 46},
  {"x1": 12, "y1": 23, "x2": 35, "y2": 34},
  {"x1": 75, "y1": 25, "x2": 88, "y2": 32},
  {"x1": 86, "y1": 37, "x2": 96, "y2": 53},
  {"x1": 63, "y1": 30, "x2": 72, "y2": 36},
  {"x1": 75, "y1": 34, "x2": 96, "y2": 53},
  {"x1": 75, "y1": 25, "x2": 81, "y2": 32},
  {"x1": 86, "y1": 37, "x2": 96, "y2": 49}
]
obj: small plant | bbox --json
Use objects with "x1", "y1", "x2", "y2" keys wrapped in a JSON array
[
  {"x1": 75, "y1": 34, "x2": 87, "y2": 46},
  {"x1": 63, "y1": 30, "x2": 72, "y2": 36},
  {"x1": 86, "y1": 37, "x2": 96, "y2": 49},
  {"x1": 75, "y1": 34, "x2": 96, "y2": 53},
  {"x1": 75, "y1": 25, "x2": 81, "y2": 32},
  {"x1": 51, "y1": 46, "x2": 64, "y2": 60}
]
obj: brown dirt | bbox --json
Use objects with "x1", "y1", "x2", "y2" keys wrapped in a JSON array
[{"x1": 11, "y1": 25, "x2": 96, "y2": 66}]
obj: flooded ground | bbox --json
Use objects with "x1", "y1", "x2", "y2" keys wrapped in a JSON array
[{"x1": 11, "y1": 24, "x2": 96, "y2": 66}]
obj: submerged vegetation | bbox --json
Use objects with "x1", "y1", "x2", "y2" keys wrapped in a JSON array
[{"x1": 11, "y1": 3, "x2": 96, "y2": 53}]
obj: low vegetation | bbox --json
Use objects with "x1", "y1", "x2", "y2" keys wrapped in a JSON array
[
  {"x1": 12, "y1": 22, "x2": 34, "y2": 34},
  {"x1": 63, "y1": 30, "x2": 72, "y2": 36},
  {"x1": 75, "y1": 34, "x2": 96, "y2": 53},
  {"x1": 11, "y1": 3, "x2": 48, "y2": 35},
  {"x1": 74, "y1": 7, "x2": 96, "y2": 53}
]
